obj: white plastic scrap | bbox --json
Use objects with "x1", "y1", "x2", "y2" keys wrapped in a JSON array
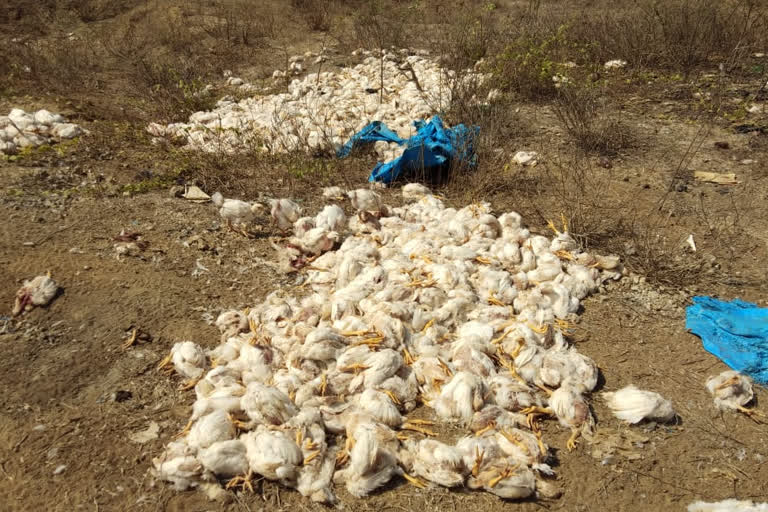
[{"x1": 513, "y1": 151, "x2": 539, "y2": 166}]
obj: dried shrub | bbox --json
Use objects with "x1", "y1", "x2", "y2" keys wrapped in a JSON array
[
  {"x1": 553, "y1": 85, "x2": 633, "y2": 155},
  {"x1": 292, "y1": 0, "x2": 334, "y2": 32},
  {"x1": 202, "y1": 0, "x2": 276, "y2": 46}
]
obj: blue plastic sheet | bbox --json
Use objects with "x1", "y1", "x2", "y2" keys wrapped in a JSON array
[
  {"x1": 686, "y1": 296, "x2": 768, "y2": 383},
  {"x1": 337, "y1": 116, "x2": 479, "y2": 184}
]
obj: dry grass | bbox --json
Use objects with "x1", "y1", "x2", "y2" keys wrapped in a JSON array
[
  {"x1": 566, "y1": 0, "x2": 768, "y2": 75},
  {"x1": 553, "y1": 86, "x2": 633, "y2": 155}
]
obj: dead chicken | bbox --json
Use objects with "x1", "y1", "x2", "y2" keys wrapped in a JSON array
[
  {"x1": 152, "y1": 440, "x2": 203, "y2": 490},
  {"x1": 348, "y1": 349, "x2": 404, "y2": 392},
  {"x1": 469, "y1": 405, "x2": 527, "y2": 434},
  {"x1": 412, "y1": 356, "x2": 454, "y2": 403},
  {"x1": 211, "y1": 192, "x2": 263, "y2": 236},
  {"x1": 494, "y1": 428, "x2": 549, "y2": 467},
  {"x1": 401, "y1": 183, "x2": 433, "y2": 202},
  {"x1": 322, "y1": 186, "x2": 345, "y2": 200},
  {"x1": 456, "y1": 435, "x2": 504, "y2": 477},
  {"x1": 187, "y1": 409, "x2": 236, "y2": 451},
  {"x1": 157, "y1": 341, "x2": 207, "y2": 389},
  {"x1": 347, "y1": 188, "x2": 382, "y2": 213},
  {"x1": 199, "y1": 440, "x2": 249, "y2": 480},
  {"x1": 404, "y1": 438, "x2": 466, "y2": 487},
  {"x1": 240, "y1": 381, "x2": 298, "y2": 428},
  {"x1": 214, "y1": 310, "x2": 248, "y2": 341},
  {"x1": 314, "y1": 204, "x2": 346, "y2": 233},
  {"x1": 270, "y1": 198, "x2": 302, "y2": 232},
  {"x1": 537, "y1": 347, "x2": 598, "y2": 394},
  {"x1": 288, "y1": 408, "x2": 338, "y2": 504},
  {"x1": 333, "y1": 422, "x2": 402, "y2": 497},
  {"x1": 241, "y1": 425, "x2": 303, "y2": 488},
  {"x1": 298, "y1": 326, "x2": 348, "y2": 362},
  {"x1": 549, "y1": 385, "x2": 594, "y2": 451},
  {"x1": 706, "y1": 370, "x2": 763, "y2": 419},
  {"x1": 354, "y1": 388, "x2": 403, "y2": 427},
  {"x1": 434, "y1": 371, "x2": 487, "y2": 424},
  {"x1": 12, "y1": 272, "x2": 59, "y2": 316},
  {"x1": 602, "y1": 385, "x2": 676, "y2": 425},
  {"x1": 467, "y1": 461, "x2": 536, "y2": 500},
  {"x1": 488, "y1": 375, "x2": 539, "y2": 413}
]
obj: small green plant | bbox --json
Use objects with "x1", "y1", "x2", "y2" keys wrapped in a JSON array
[
  {"x1": 120, "y1": 172, "x2": 180, "y2": 196},
  {"x1": 135, "y1": 58, "x2": 216, "y2": 122},
  {"x1": 490, "y1": 26, "x2": 569, "y2": 99}
]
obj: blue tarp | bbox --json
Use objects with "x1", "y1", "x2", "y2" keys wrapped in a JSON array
[
  {"x1": 337, "y1": 116, "x2": 479, "y2": 184},
  {"x1": 686, "y1": 296, "x2": 768, "y2": 383}
]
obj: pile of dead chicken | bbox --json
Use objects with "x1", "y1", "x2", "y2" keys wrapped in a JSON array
[{"x1": 152, "y1": 183, "x2": 623, "y2": 503}]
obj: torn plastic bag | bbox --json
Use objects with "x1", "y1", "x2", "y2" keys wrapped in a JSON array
[
  {"x1": 337, "y1": 115, "x2": 479, "y2": 184},
  {"x1": 686, "y1": 296, "x2": 768, "y2": 383}
]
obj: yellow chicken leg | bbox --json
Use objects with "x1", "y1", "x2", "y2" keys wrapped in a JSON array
[
  {"x1": 567, "y1": 428, "x2": 581, "y2": 452},
  {"x1": 380, "y1": 389, "x2": 402, "y2": 406},
  {"x1": 520, "y1": 406, "x2": 554, "y2": 416},
  {"x1": 342, "y1": 329, "x2": 374, "y2": 337},
  {"x1": 471, "y1": 447, "x2": 485, "y2": 477},
  {"x1": 403, "y1": 347, "x2": 415, "y2": 365},
  {"x1": 178, "y1": 378, "x2": 200, "y2": 391},
  {"x1": 303, "y1": 450, "x2": 321, "y2": 465},
  {"x1": 404, "y1": 419, "x2": 434, "y2": 426},
  {"x1": 402, "y1": 472, "x2": 427, "y2": 489},
  {"x1": 173, "y1": 419, "x2": 193, "y2": 439},
  {"x1": 474, "y1": 421, "x2": 496, "y2": 437},
  {"x1": 121, "y1": 328, "x2": 138, "y2": 350},
  {"x1": 401, "y1": 423, "x2": 437, "y2": 436},
  {"x1": 339, "y1": 363, "x2": 369, "y2": 374},
  {"x1": 226, "y1": 469, "x2": 254, "y2": 493},
  {"x1": 157, "y1": 352, "x2": 174, "y2": 375},
  {"x1": 335, "y1": 436, "x2": 355, "y2": 466},
  {"x1": 228, "y1": 413, "x2": 250, "y2": 432},
  {"x1": 487, "y1": 293, "x2": 506, "y2": 307},
  {"x1": 500, "y1": 430, "x2": 531, "y2": 456},
  {"x1": 737, "y1": 405, "x2": 765, "y2": 422}
]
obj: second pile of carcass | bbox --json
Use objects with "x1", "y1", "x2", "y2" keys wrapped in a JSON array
[{"x1": 153, "y1": 183, "x2": 622, "y2": 503}]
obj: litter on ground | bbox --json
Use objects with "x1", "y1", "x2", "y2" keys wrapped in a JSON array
[
  {"x1": 688, "y1": 500, "x2": 768, "y2": 512},
  {"x1": 686, "y1": 297, "x2": 768, "y2": 384},
  {"x1": 183, "y1": 186, "x2": 212, "y2": 202},
  {"x1": 338, "y1": 115, "x2": 479, "y2": 184},
  {"x1": 512, "y1": 151, "x2": 539, "y2": 166},
  {"x1": 694, "y1": 171, "x2": 740, "y2": 185}
]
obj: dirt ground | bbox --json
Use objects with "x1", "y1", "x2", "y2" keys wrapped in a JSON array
[{"x1": 2, "y1": 1, "x2": 768, "y2": 511}]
